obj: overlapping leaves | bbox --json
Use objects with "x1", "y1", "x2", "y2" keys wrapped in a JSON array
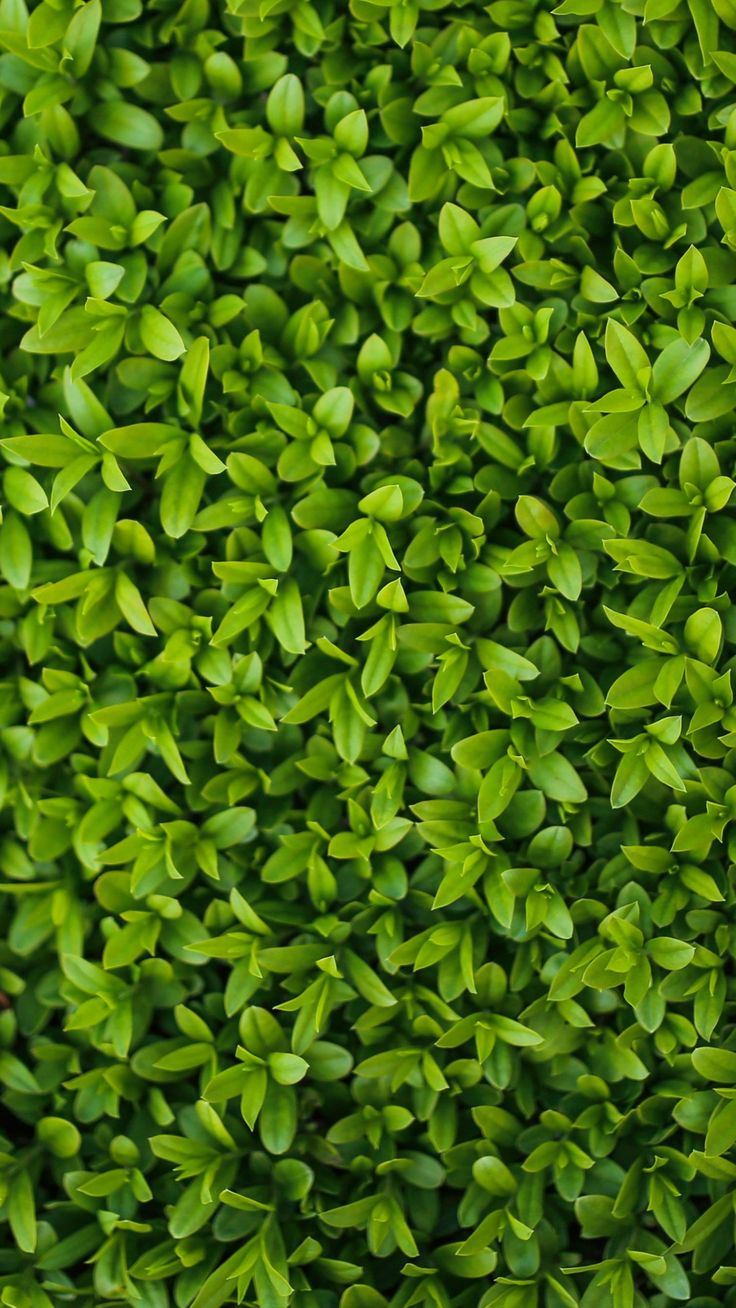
[{"x1": 0, "y1": 0, "x2": 736, "y2": 1306}]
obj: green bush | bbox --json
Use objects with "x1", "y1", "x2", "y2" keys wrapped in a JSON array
[{"x1": 1, "y1": 0, "x2": 736, "y2": 1305}]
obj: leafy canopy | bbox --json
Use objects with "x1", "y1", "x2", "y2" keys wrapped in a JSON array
[{"x1": 0, "y1": 0, "x2": 735, "y2": 1306}]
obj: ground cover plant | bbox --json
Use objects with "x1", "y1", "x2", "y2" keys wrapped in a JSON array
[{"x1": 4, "y1": 0, "x2": 736, "y2": 1305}]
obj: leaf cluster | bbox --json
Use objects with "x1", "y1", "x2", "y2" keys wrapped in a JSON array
[{"x1": 1, "y1": 0, "x2": 736, "y2": 1306}]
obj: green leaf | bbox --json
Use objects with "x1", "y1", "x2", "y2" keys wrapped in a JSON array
[
  {"x1": 268, "y1": 577, "x2": 306, "y2": 654},
  {"x1": 651, "y1": 338, "x2": 710, "y2": 404},
  {"x1": 140, "y1": 306, "x2": 186, "y2": 362},
  {"x1": 160, "y1": 453, "x2": 206, "y2": 539},
  {"x1": 527, "y1": 752, "x2": 587, "y2": 803},
  {"x1": 604, "y1": 319, "x2": 649, "y2": 390},
  {"x1": 692, "y1": 1047, "x2": 736, "y2": 1082},
  {"x1": 269, "y1": 1052, "x2": 309, "y2": 1085},
  {"x1": 259, "y1": 1082, "x2": 297, "y2": 1154},
  {"x1": 94, "y1": 100, "x2": 164, "y2": 151},
  {"x1": 8, "y1": 1171, "x2": 36, "y2": 1253}
]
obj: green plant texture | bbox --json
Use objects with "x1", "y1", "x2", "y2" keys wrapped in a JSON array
[{"x1": 4, "y1": 0, "x2": 736, "y2": 1306}]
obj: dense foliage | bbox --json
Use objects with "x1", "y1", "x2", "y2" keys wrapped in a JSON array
[{"x1": 4, "y1": 0, "x2": 736, "y2": 1305}]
